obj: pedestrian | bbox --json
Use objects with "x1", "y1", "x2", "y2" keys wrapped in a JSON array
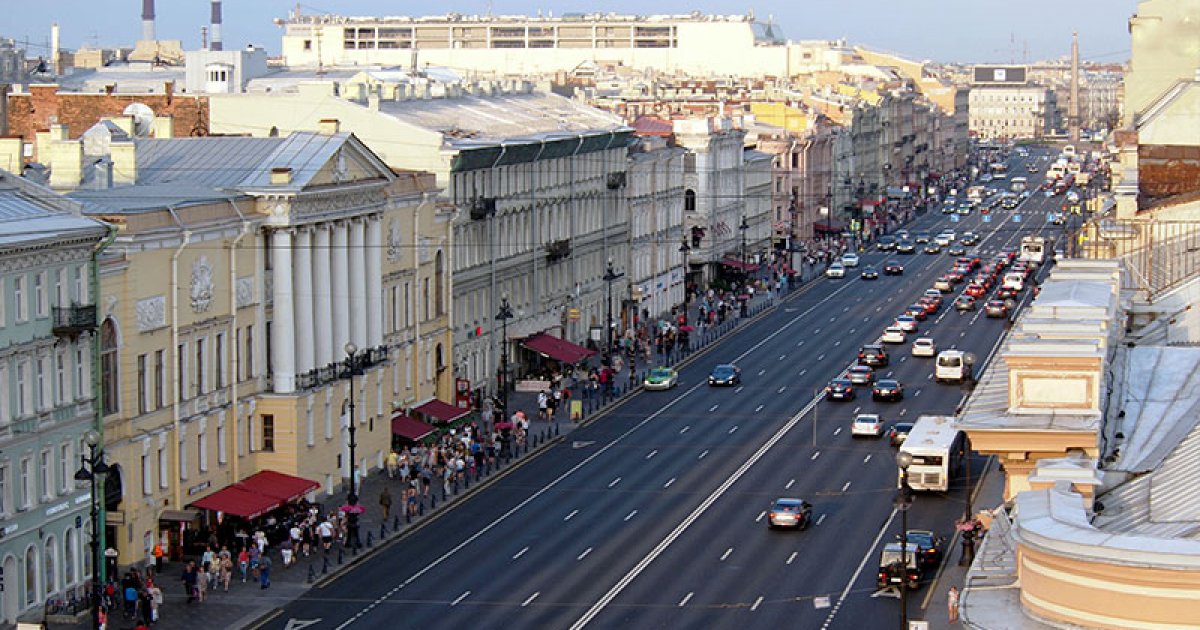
[
  {"x1": 237, "y1": 547, "x2": 250, "y2": 583},
  {"x1": 181, "y1": 561, "x2": 198, "y2": 604},
  {"x1": 386, "y1": 449, "x2": 399, "y2": 478},
  {"x1": 947, "y1": 586, "x2": 960, "y2": 623},
  {"x1": 219, "y1": 553, "x2": 233, "y2": 591},
  {"x1": 379, "y1": 486, "x2": 393, "y2": 521},
  {"x1": 152, "y1": 541, "x2": 164, "y2": 573},
  {"x1": 259, "y1": 553, "x2": 272, "y2": 589}
]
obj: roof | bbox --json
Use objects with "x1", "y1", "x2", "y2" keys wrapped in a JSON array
[
  {"x1": 0, "y1": 174, "x2": 109, "y2": 248},
  {"x1": 521, "y1": 333, "x2": 596, "y2": 364},
  {"x1": 134, "y1": 136, "x2": 284, "y2": 187},
  {"x1": 69, "y1": 181, "x2": 243, "y2": 214},
  {"x1": 413, "y1": 399, "x2": 470, "y2": 424},
  {"x1": 1106, "y1": 345, "x2": 1200, "y2": 474}
]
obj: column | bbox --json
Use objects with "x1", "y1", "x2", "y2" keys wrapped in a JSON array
[
  {"x1": 331, "y1": 221, "x2": 350, "y2": 359},
  {"x1": 270, "y1": 229, "x2": 296, "y2": 394},
  {"x1": 349, "y1": 218, "x2": 368, "y2": 351},
  {"x1": 293, "y1": 227, "x2": 315, "y2": 375},
  {"x1": 313, "y1": 224, "x2": 334, "y2": 368},
  {"x1": 366, "y1": 216, "x2": 384, "y2": 349}
]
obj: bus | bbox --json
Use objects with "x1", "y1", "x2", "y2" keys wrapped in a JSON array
[
  {"x1": 1010, "y1": 176, "x2": 1028, "y2": 193},
  {"x1": 1020, "y1": 235, "x2": 1046, "y2": 265},
  {"x1": 898, "y1": 416, "x2": 966, "y2": 492},
  {"x1": 1062, "y1": 144, "x2": 1077, "y2": 159},
  {"x1": 989, "y1": 162, "x2": 1009, "y2": 180}
]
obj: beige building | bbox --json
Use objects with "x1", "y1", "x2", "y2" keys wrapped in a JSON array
[
  {"x1": 968, "y1": 84, "x2": 1058, "y2": 140},
  {"x1": 8, "y1": 118, "x2": 452, "y2": 567},
  {"x1": 1124, "y1": 0, "x2": 1200, "y2": 127}
]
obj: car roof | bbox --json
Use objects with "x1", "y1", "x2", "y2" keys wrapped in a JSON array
[
  {"x1": 876, "y1": 379, "x2": 900, "y2": 386},
  {"x1": 850, "y1": 365, "x2": 872, "y2": 372},
  {"x1": 914, "y1": 337, "x2": 934, "y2": 344},
  {"x1": 714, "y1": 364, "x2": 737, "y2": 369},
  {"x1": 773, "y1": 498, "x2": 804, "y2": 506},
  {"x1": 831, "y1": 378, "x2": 852, "y2": 385},
  {"x1": 854, "y1": 414, "x2": 881, "y2": 421}
]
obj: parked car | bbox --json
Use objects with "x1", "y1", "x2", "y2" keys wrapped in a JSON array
[
  {"x1": 767, "y1": 498, "x2": 813, "y2": 530},
  {"x1": 906, "y1": 530, "x2": 944, "y2": 569},
  {"x1": 851, "y1": 413, "x2": 885, "y2": 437}
]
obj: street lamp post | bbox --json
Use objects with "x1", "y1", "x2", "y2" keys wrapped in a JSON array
[
  {"x1": 495, "y1": 294, "x2": 513, "y2": 417},
  {"x1": 603, "y1": 258, "x2": 623, "y2": 360},
  {"x1": 896, "y1": 451, "x2": 915, "y2": 630},
  {"x1": 678, "y1": 240, "x2": 691, "y2": 325},
  {"x1": 343, "y1": 343, "x2": 362, "y2": 551},
  {"x1": 739, "y1": 216, "x2": 750, "y2": 271},
  {"x1": 75, "y1": 429, "x2": 109, "y2": 630}
]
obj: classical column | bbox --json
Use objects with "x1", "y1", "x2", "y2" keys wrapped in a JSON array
[
  {"x1": 313, "y1": 224, "x2": 334, "y2": 368},
  {"x1": 349, "y1": 218, "x2": 368, "y2": 351},
  {"x1": 366, "y1": 215, "x2": 384, "y2": 349},
  {"x1": 293, "y1": 227, "x2": 315, "y2": 376},
  {"x1": 270, "y1": 228, "x2": 296, "y2": 394},
  {"x1": 331, "y1": 221, "x2": 351, "y2": 359}
]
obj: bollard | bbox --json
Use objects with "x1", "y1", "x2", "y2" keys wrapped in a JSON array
[
  {"x1": 307, "y1": 564, "x2": 315, "y2": 584},
  {"x1": 322, "y1": 556, "x2": 330, "y2": 575},
  {"x1": 430, "y1": 493, "x2": 437, "y2": 509},
  {"x1": 337, "y1": 547, "x2": 344, "y2": 565},
  {"x1": 366, "y1": 532, "x2": 373, "y2": 548},
  {"x1": 554, "y1": 423, "x2": 559, "y2": 437},
  {"x1": 393, "y1": 515, "x2": 400, "y2": 530},
  {"x1": 407, "y1": 508, "x2": 412, "y2": 523},
  {"x1": 464, "y1": 475, "x2": 469, "y2": 490},
  {"x1": 380, "y1": 522, "x2": 387, "y2": 538}
]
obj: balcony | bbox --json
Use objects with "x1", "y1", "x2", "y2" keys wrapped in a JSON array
[
  {"x1": 545, "y1": 239, "x2": 571, "y2": 263},
  {"x1": 294, "y1": 345, "x2": 390, "y2": 390},
  {"x1": 52, "y1": 304, "x2": 97, "y2": 338}
]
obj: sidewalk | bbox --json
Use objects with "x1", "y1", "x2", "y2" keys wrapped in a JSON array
[
  {"x1": 918, "y1": 455, "x2": 1008, "y2": 629},
  {"x1": 57, "y1": 266, "x2": 818, "y2": 630}
]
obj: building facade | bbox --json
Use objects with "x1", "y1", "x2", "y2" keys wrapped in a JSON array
[
  {"x1": 0, "y1": 172, "x2": 110, "y2": 624},
  {"x1": 626, "y1": 138, "x2": 687, "y2": 326},
  {"x1": 968, "y1": 85, "x2": 1058, "y2": 140}
]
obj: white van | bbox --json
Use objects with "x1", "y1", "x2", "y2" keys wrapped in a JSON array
[{"x1": 935, "y1": 350, "x2": 975, "y2": 384}]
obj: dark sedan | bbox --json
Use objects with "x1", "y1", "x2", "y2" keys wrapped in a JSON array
[
  {"x1": 884, "y1": 262, "x2": 905, "y2": 275},
  {"x1": 888, "y1": 422, "x2": 914, "y2": 447},
  {"x1": 860, "y1": 266, "x2": 880, "y2": 280},
  {"x1": 708, "y1": 364, "x2": 741, "y2": 386},
  {"x1": 954, "y1": 295, "x2": 977, "y2": 311},
  {"x1": 825, "y1": 378, "x2": 856, "y2": 401},
  {"x1": 906, "y1": 530, "x2": 944, "y2": 569},
  {"x1": 872, "y1": 379, "x2": 904, "y2": 401},
  {"x1": 895, "y1": 241, "x2": 916, "y2": 254}
]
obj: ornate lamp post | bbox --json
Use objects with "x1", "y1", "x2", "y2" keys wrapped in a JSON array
[
  {"x1": 739, "y1": 216, "x2": 750, "y2": 271},
  {"x1": 678, "y1": 239, "x2": 691, "y2": 325},
  {"x1": 343, "y1": 343, "x2": 362, "y2": 551},
  {"x1": 74, "y1": 429, "x2": 109, "y2": 630},
  {"x1": 494, "y1": 294, "x2": 513, "y2": 417},
  {"x1": 895, "y1": 451, "x2": 915, "y2": 630},
  {"x1": 603, "y1": 258, "x2": 623, "y2": 359}
]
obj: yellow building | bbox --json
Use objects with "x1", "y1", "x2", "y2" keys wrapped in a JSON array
[{"x1": 8, "y1": 120, "x2": 452, "y2": 567}]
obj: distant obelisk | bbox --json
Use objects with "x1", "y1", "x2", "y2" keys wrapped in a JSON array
[
  {"x1": 142, "y1": 0, "x2": 156, "y2": 42},
  {"x1": 211, "y1": 0, "x2": 224, "y2": 51},
  {"x1": 1069, "y1": 32, "x2": 1080, "y2": 143}
]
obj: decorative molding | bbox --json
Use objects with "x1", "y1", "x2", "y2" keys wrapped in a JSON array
[
  {"x1": 190, "y1": 256, "x2": 215, "y2": 313},
  {"x1": 387, "y1": 219, "x2": 402, "y2": 263},
  {"x1": 135, "y1": 296, "x2": 167, "y2": 332},
  {"x1": 105, "y1": 295, "x2": 119, "y2": 320},
  {"x1": 235, "y1": 276, "x2": 256, "y2": 309}
]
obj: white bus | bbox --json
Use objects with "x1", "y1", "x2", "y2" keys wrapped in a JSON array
[
  {"x1": 899, "y1": 415, "x2": 967, "y2": 492},
  {"x1": 1020, "y1": 235, "x2": 1046, "y2": 265}
]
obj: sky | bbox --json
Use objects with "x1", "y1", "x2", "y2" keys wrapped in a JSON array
[{"x1": 8, "y1": 0, "x2": 1138, "y2": 65}]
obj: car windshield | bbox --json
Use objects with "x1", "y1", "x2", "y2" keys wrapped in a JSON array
[
  {"x1": 832, "y1": 379, "x2": 851, "y2": 387},
  {"x1": 649, "y1": 368, "x2": 672, "y2": 378},
  {"x1": 877, "y1": 380, "x2": 899, "y2": 388},
  {"x1": 712, "y1": 366, "x2": 735, "y2": 376}
]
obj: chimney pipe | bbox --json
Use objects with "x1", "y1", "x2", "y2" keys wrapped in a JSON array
[
  {"x1": 201, "y1": 26, "x2": 208, "y2": 50},
  {"x1": 210, "y1": 0, "x2": 223, "y2": 51},
  {"x1": 142, "y1": 0, "x2": 156, "y2": 41},
  {"x1": 51, "y1": 23, "x2": 61, "y2": 75}
]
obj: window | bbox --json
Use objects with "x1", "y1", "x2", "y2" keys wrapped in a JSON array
[
  {"x1": 244, "y1": 325, "x2": 254, "y2": 379},
  {"x1": 0, "y1": 277, "x2": 6, "y2": 327},
  {"x1": 39, "y1": 450, "x2": 51, "y2": 500},
  {"x1": 137, "y1": 354, "x2": 148, "y2": 414},
  {"x1": 177, "y1": 342, "x2": 188, "y2": 402},
  {"x1": 154, "y1": 350, "x2": 164, "y2": 409},
  {"x1": 16, "y1": 359, "x2": 30, "y2": 417},
  {"x1": 196, "y1": 338, "x2": 206, "y2": 396},
  {"x1": 261, "y1": 414, "x2": 275, "y2": 452},
  {"x1": 423, "y1": 278, "x2": 430, "y2": 322},
  {"x1": 217, "y1": 420, "x2": 227, "y2": 465},
  {"x1": 64, "y1": 529, "x2": 76, "y2": 585},
  {"x1": 34, "y1": 271, "x2": 48, "y2": 318},
  {"x1": 35, "y1": 355, "x2": 48, "y2": 411},
  {"x1": 178, "y1": 429, "x2": 188, "y2": 481},
  {"x1": 0, "y1": 465, "x2": 8, "y2": 515},
  {"x1": 0, "y1": 364, "x2": 8, "y2": 426},
  {"x1": 158, "y1": 442, "x2": 168, "y2": 489},
  {"x1": 75, "y1": 264, "x2": 87, "y2": 304},
  {"x1": 25, "y1": 545, "x2": 37, "y2": 605},
  {"x1": 434, "y1": 251, "x2": 445, "y2": 316},
  {"x1": 14, "y1": 274, "x2": 27, "y2": 322},
  {"x1": 140, "y1": 447, "x2": 152, "y2": 495},
  {"x1": 59, "y1": 443, "x2": 70, "y2": 494},
  {"x1": 100, "y1": 319, "x2": 119, "y2": 415},
  {"x1": 44, "y1": 537, "x2": 56, "y2": 595},
  {"x1": 55, "y1": 348, "x2": 67, "y2": 406},
  {"x1": 20, "y1": 457, "x2": 33, "y2": 509},
  {"x1": 75, "y1": 346, "x2": 86, "y2": 399},
  {"x1": 214, "y1": 333, "x2": 225, "y2": 389},
  {"x1": 56, "y1": 268, "x2": 68, "y2": 307},
  {"x1": 198, "y1": 427, "x2": 208, "y2": 472}
]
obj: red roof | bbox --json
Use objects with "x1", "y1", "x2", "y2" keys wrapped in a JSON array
[
  {"x1": 238, "y1": 470, "x2": 319, "y2": 504},
  {"x1": 521, "y1": 333, "x2": 596, "y2": 365},
  {"x1": 391, "y1": 415, "x2": 436, "y2": 441},
  {"x1": 413, "y1": 398, "x2": 470, "y2": 423},
  {"x1": 631, "y1": 115, "x2": 674, "y2": 137},
  {"x1": 190, "y1": 485, "x2": 280, "y2": 520}
]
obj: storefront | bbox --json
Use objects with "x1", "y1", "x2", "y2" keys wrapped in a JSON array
[
  {"x1": 390, "y1": 414, "x2": 437, "y2": 449},
  {"x1": 187, "y1": 471, "x2": 320, "y2": 553}
]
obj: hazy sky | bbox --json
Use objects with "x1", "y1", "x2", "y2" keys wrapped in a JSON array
[{"x1": 9, "y1": 1, "x2": 1138, "y2": 64}]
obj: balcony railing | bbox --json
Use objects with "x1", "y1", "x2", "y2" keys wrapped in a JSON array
[
  {"x1": 52, "y1": 304, "x2": 97, "y2": 338},
  {"x1": 294, "y1": 345, "x2": 390, "y2": 391}
]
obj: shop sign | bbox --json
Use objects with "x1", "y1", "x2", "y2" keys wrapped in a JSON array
[{"x1": 188, "y1": 480, "x2": 212, "y2": 496}]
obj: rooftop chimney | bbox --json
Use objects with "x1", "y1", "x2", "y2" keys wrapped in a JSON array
[
  {"x1": 210, "y1": 1, "x2": 223, "y2": 51},
  {"x1": 270, "y1": 167, "x2": 293, "y2": 185},
  {"x1": 318, "y1": 119, "x2": 340, "y2": 134},
  {"x1": 51, "y1": 23, "x2": 61, "y2": 75},
  {"x1": 142, "y1": 0, "x2": 156, "y2": 41}
]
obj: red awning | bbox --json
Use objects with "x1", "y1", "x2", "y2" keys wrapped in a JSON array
[
  {"x1": 391, "y1": 415, "x2": 436, "y2": 441},
  {"x1": 721, "y1": 259, "x2": 760, "y2": 272},
  {"x1": 521, "y1": 333, "x2": 596, "y2": 365},
  {"x1": 238, "y1": 470, "x2": 319, "y2": 504},
  {"x1": 413, "y1": 398, "x2": 470, "y2": 424},
  {"x1": 813, "y1": 221, "x2": 847, "y2": 234},
  {"x1": 190, "y1": 486, "x2": 280, "y2": 520}
]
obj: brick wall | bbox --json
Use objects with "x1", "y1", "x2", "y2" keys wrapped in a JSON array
[
  {"x1": 4, "y1": 84, "x2": 210, "y2": 161},
  {"x1": 1139, "y1": 144, "x2": 1200, "y2": 201}
]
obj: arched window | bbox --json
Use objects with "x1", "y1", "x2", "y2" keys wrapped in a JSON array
[
  {"x1": 63, "y1": 529, "x2": 76, "y2": 586},
  {"x1": 684, "y1": 189, "x2": 696, "y2": 212},
  {"x1": 100, "y1": 319, "x2": 119, "y2": 416},
  {"x1": 43, "y1": 538, "x2": 55, "y2": 596},
  {"x1": 24, "y1": 546, "x2": 37, "y2": 605},
  {"x1": 434, "y1": 251, "x2": 445, "y2": 317}
]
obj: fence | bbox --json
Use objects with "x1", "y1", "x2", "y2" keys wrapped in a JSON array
[{"x1": 1080, "y1": 217, "x2": 1200, "y2": 301}]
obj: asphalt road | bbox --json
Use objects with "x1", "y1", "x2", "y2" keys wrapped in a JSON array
[{"x1": 263, "y1": 148, "x2": 1071, "y2": 630}]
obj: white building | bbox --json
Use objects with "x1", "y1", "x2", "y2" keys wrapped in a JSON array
[
  {"x1": 969, "y1": 86, "x2": 1058, "y2": 140},
  {"x1": 626, "y1": 137, "x2": 686, "y2": 324}
]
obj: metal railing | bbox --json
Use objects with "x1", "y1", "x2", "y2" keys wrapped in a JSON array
[
  {"x1": 51, "y1": 304, "x2": 97, "y2": 336},
  {"x1": 1080, "y1": 217, "x2": 1200, "y2": 300}
]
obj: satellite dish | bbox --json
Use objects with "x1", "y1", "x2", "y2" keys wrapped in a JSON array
[{"x1": 123, "y1": 103, "x2": 156, "y2": 137}]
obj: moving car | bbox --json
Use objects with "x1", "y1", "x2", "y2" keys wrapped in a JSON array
[
  {"x1": 964, "y1": 283, "x2": 987, "y2": 298},
  {"x1": 905, "y1": 304, "x2": 928, "y2": 321},
  {"x1": 914, "y1": 231, "x2": 931, "y2": 243},
  {"x1": 933, "y1": 277, "x2": 954, "y2": 293},
  {"x1": 923, "y1": 243, "x2": 942, "y2": 254},
  {"x1": 826, "y1": 263, "x2": 846, "y2": 279},
  {"x1": 872, "y1": 379, "x2": 904, "y2": 401},
  {"x1": 826, "y1": 378, "x2": 856, "y2": 400},
  {"x1": 877, "y1": 543, "x2": 922, "y2": 590},
  {"x1": 643, "y1": 367, "x2": 679, "y2": 391},
  {"x1": 851, "y1": 413, "x2": 885, "y2": 437},
  {"x1": 946, "y1": 244, "x2": 966, "y2": 256},
  {"x1": 960, "y1": 232, "x2": 979, "y2": 246},
  {"x1": 911, "y1": 337, "x2": 937, "y2": 357},
  {"x1": 877, "y1": 235, "x2": 896, "y2": 251},
  {"x1": 906, "y1": 530, "x2": 944, "y2": 569},
  {"x1": 708, "y1": 364, "x2": 741, "y2": 386},
  {"x1": 985, "y1": 299, "x2": 1010, "y2": 318},
  {"x1": 847, "y1": 365, "x2": 875, "y2": 385},
  {"x1": 841, "y1": 252, "x2": 860, "y2": 268},
  {"x1": 896, "y1": 240, "x2": 916, "y2": 254},
  {"x1": 881, "y1": 326, "x2": 906, "y2": 344},
  {"x1": 883, "y1": 262, "x2": 905, "y2": 275},
  {"x1": 895, "y1": 315, "x2": 918, "y2": 332},
  {"x1": 767, "y1": 498, "x2": 813, "y2": 530},
  {"x1": 860, "y1": 265, "x2": 880, "y2": 280},
  {"x1": 888, "y1": 422, "x2": 915, "y2": 447},
  {"x1": 954, "y1": 295, "x2": 977, "y2": 311},
  {"x1": 858, "y1": 345, "x2": 889, "y2": 367}
]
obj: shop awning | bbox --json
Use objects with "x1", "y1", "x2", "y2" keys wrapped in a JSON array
[
  {"x1": 813, "y1": 221, "x2": 847, "y2": 234},
  {"x1": 190, "y1": 486, "x2": 280, "y2": 520},
  {"x1": 158, "y1": 509, "x2": 200, "y2": 522},
  {"x1": 391, "y1": 415, "x2": 436, "y2": 441},
  {"x1": 721, "y1": 258, "x2": 760, "y2": 272},
  {"x1": 413, "y1": 398, "x2": 470, "y2": 424},
  {"x1": 238, "y1": 470, "x2": 319, "y2": 504},
  {"x1": 521, "y1": 333, "x2": 596, "y2": 365}
]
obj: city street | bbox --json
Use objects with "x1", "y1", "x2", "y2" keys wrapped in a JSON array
[{"x1": 254, "y1": 150, "x2": 1065, "y2": 630}]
